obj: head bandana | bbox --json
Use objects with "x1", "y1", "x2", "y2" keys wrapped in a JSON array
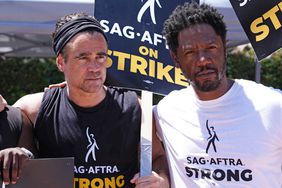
[{"x1": 53, "y1": 16, "x2": 107, "y2": 56}]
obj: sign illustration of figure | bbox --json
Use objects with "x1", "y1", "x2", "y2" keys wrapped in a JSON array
[
  {"x1": 205, "y1": 120, "x2": 219, "y2": 153},
  {"x1": 137, "y1": 0, "x2": 162, "y2": 24},
  {"x1": 238, "y1": 0, "x2": 250, "y2": 7},
  {"x1": 85, "y1": 127, "x2": 99, "y2": 162}
]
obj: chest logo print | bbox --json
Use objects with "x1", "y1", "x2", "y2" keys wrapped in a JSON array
[
  {"x1": 85, "y1": 127, "x2": 99, "y2": 162},
  {"x1": 205, "y1": 120, "x2": 219, "y2": 153}
]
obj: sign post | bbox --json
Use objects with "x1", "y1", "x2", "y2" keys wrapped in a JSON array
[{"x1": 140, "y1": 90, "x2": 153, "y2": 176}]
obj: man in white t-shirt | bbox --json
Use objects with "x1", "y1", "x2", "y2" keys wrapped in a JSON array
[{"x1": 154, "y1": 2, "x2": 282, "y2": 188}]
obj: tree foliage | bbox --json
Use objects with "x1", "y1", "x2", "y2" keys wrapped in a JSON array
[
  {"x1": 260, "y1": 50, "x2": 282, "y2": 89},
  {"x1": 0, "y1": 57, "x2": 64, "y2": 104},
  {"x1": 227, "y1": 46, "x2": 282, "y2": 89}
]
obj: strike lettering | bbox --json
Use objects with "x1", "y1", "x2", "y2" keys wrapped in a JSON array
[{"x1": 250, "y1": 1, "x2": 282, "y2": 42}]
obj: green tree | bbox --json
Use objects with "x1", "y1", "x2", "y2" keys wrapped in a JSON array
[
  {"x1": 227, "y1": 48, "x2": 255, "y2": 81},
  {"x1": 0, "y1": 57, "x2": 64, "y2": 104},
  {"x1": 227, "y1": 46, "x2": 282, "y2": 89},
  {"x1": 260, "y1": 50, "x2": 282, "y2": 89}
]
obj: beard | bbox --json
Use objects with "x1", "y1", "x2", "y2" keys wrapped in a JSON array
[
  {"x1": 193, "y1": 75, "x2": 222, "y2": 92},
  {"x1": 190, "y1": 63, "x2": 226, "y2": 92}
]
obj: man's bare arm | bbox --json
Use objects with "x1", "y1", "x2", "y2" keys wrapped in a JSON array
[
  {"x1": 13, "y1": 92, "x2": 44, "y2": 125},
  {"x1": 17, "y1": 110, "x2": 38, "y2": 156},
  {"x1": 152, "y1": 115, "x2": 170, "y2": 187}
]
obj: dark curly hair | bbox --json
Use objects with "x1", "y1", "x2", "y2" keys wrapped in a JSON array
[{"x1": 163, "y1": 2, "x2": 227, "y2": 53}]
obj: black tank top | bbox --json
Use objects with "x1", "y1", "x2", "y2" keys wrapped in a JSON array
[
  {"x1": 35, "y1": 87, "x2": 141, "y2": 188},
  {"x1": 0, "y1": 105, "x2": 22, "y2": 149}
]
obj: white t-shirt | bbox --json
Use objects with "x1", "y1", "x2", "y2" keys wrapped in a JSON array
[{"x1": 154, "y1": 79, "x2": 282, "y2": 188}]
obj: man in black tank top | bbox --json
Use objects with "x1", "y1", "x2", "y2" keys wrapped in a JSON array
[{"x1": 8, "y1": 13, "x2": 169, "y2": 188}]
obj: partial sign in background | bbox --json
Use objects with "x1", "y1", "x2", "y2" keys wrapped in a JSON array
[
  {"x1": 95, "y1": 0, "x2": 197, "y2": 95},
  {"x1": 229, "y1": 0, "x2": 282, "y2": 60}
]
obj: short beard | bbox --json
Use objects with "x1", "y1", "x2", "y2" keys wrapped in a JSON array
[
  {"x1": 190, "y1": 62, "x2": 226, "y2": 92},
  {"x1": 193, "y1": 77, "x2": 221, "y2": 92}
]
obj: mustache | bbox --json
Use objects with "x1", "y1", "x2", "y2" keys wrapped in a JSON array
[
  {"x1": 85, "y1": 72, "x2": 101, "y2": 79},
  {"x1": 195, "y1": 65, "x2": 218, "y2": 76}
]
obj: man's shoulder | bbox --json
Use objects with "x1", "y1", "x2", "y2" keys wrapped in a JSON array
[
  {"x1": 41, "y1": 87, "x2": 66, "y2": 104},
  {"x1": 12, "y1": 92, "x2": 44, "y2": 124},
  {"x1": 107, "y1": 86, "x2": 140, "y2": 110},
  {"x1": 236, "y1": 79, "x2": 282, "y2": 106},
  {"x1": 13, "y1": 92, "x2": 44, "y2": 111},
  {"x1": 44, "y1": 87, "x2": 64, "y2": 97},
  {"x1": 236, "y1": 79, "x2": 282, "y2": 97},
  {"x1": 107, "y1": 86, "x2": 138, "y2": 99},
  {"x1": 160, "y1": 87, "x2": 191, "y2": 103}
]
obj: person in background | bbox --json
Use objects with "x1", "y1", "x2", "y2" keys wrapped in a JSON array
[
  {"x1": 154, "y1": 2, "x2": 282, "y2": 187},
  {"x1": 10, "y1": 12, "x2": 169, "y2": 188},
  {"x1": 0, "y1": 95, "x2": 35, "y2": 185}
]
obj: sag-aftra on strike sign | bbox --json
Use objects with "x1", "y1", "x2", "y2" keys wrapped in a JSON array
[
  {"x1": 95, "y1": 0, "x2": 197, "y2": 95},
  {"x1": 230, "y1": 0, "x2": 282, "y2": 60}
]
